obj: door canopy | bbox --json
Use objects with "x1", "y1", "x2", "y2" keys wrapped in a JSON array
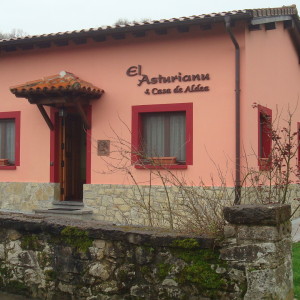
[{"x1": 10, "y1": 71, "x2": 104, "y2": 130}]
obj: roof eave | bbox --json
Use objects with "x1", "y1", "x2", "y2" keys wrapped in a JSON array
[{"x1": 0, "y1": 13, "x2": 252, "y2": 49}]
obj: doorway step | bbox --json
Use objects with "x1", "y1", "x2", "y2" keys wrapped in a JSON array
[{"x1": 34, "y1": 201, "x2": 93, "y2": 220}]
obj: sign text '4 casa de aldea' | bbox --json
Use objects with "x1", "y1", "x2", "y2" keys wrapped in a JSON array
[{"x1": 126, "y1": 65, "x2": 210, "y2": 95}]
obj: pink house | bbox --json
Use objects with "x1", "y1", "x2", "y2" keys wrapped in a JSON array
[{"x1": 0, "y1": 5, "x2": 300, "y2": 224}]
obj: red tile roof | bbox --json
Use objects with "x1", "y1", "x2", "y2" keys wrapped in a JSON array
[
  {"x1": 1, "y1": 9, "x2": 248, "y2": 43},
  {"x1": 0, "y1": 5, "x2": 298, "y2": 50},
  {"x1": 10, "y1": 71, "x2": 104, "y2": 98}
]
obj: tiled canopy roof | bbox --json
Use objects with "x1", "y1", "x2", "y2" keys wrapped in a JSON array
[
  {"x1": 10, "y1": 71, "x2": 104, "y2": 98},
  {"x1": 0, "y1": 5, "x2": 298, "y2": 50}
]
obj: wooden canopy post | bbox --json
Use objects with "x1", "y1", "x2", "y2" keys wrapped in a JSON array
[
  {"x1": 37, "y1": 104, "x2": 54, "y2": 130},
  {"x1": 75, "y1": 98, "x2": 91, "y2": 129}
]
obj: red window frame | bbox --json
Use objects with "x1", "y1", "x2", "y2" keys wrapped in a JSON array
[
  {"x1": 132, "y1": 103, "x2": 193, "y2": 169},
  {"x1": 258, "y1": 105, "x2": 272, "y2": 171},
  {"x1": 0, "y1": 111, "x2": 21, "y2": 170},
  {"x1": 297, "y1": 122, "x2": 300, "y2": 170}
]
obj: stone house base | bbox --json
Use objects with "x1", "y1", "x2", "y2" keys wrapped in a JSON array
[{"x1": 0, "y1": 182, "x2": 300, "y2": 226}]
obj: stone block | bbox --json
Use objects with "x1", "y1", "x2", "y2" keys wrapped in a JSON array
[
  {"x1": 58, "y1": 282, "x2": 74, "y2": 294},
  {"x1": 274, "y1": 239, "x2": 292, "y2": 261},
  {"x1": 89, "y1": 262, "x2": 112, "y2": 280},
  {"x1": 19, "y1": 251, "x2": 38, "y2": 267},
  {"x1": 223, "y1": 204, "x2": 291, "y2": 225},
  {"x1": 117, "y1": 205, "x2": 130, "y2": 212},
  {"x1": 135, "y1": 246, "x2": 154, "y2": 264},
  {"x1": 7, "y1": 241, "x2": 22, "y2": 265},
  {"x1": 98, "y1": 207, "x2": 107, "y2": 216},
  {"x1": 89, "y1": 247, "x2": 105, "y2": 261},
  {"x1": 115, "y1": 264, "x2": 136, "y2": 283},
  {"x1": 279, "y1": 221, "x2": 292, "y2": 236},
  {"x1": 227, "y1": 268, "x2": 246, "y2": 282},
  {"x1": 0, "y1": 182, "x2": 58, "y2": 212},
  {"x1": 13, "y1": 266, "x2": 25, "y2": 280},
  {"x1": 220, "y1": 243, "x2": 276, "y2": 262},
  {"x1": 237, "y1": 225, "x2": 282, "y2": 242},
  {"x1": 224, "y1": 225, "x2": 236, "y2": 238},
  {"x1": 99, "y1": 280, "x2": 119, "y2": 293},
  {"x1": 162, "y1": 278, "x2": 178, "y2": 286},
  {"x1": 130, "y1": 284, "x2": 152, "y2": 298},
  {"x1": 0, "y1": 244, "x2": 5, "y2": 260},
  {"x1": 113, "y1": 198, "x2": 126, "y2": 205},
  {"x1": 93, "y1": 240, "x2": 106, "y2": 249},
  {"x1": 24, "y1": 268, "x2": 41, "y2": 285},
  {"x1": 7, "y1": 229, "x2": 22, "y2": 241},
  {"x1": 105, "y1": 242, "x2": 125, "y2": 259},
  {"x1": 244, "y1": 262, "x2": 293, "y2": 300}
]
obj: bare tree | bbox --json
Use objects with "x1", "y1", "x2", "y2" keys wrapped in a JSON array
[
  {"x1": 239, "y1": 104, "x2": 300, "y2": 217},
  {"x1": 92, "y1": 104, "x2": 300, "y2": 235},
  {"x1": 93, "y1": 120, "x2": 233, "y2": 236},
  {"x1": 114, "y1": 18, "x2": 151, "y2": 26},
  {"x1": 0, "y1": 29, "x2": 27, "y2": 39}
]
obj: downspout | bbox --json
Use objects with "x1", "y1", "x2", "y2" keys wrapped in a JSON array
[{"x1": 225, "y1": 16, "x2": 241, "y2": 204}]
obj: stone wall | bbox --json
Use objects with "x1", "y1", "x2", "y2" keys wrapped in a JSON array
[
  {"x1": 0, "y1": 182, "x2": 59, "y2": 212},
  {"x1": 83, "y1": 184, "x2": 204, "y2": 225},
  {"x1": 222, "y1": 204, "x2": 293, "y2": 300},
  {"x1": 84, "y1": 183, "x2": 300, "y2": 226},
  {"x1": 0, "y1": 182, "x2": 299, "y2": 227},
  {"x1": 0, "y1": 204, "x2": 293, "y2": 300}
]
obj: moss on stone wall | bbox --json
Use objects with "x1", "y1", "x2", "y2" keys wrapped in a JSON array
[
  {"x1": 21, "y1": 234, "x2": 43, "y2": 251},
  {"x1": 171, "y1": 238, "x2": 200, "y2": 249},
  {"x1": 140, "y1": 265, "x2": 151, "y2": 276},
  {"x1": 171, "y1": 239, "x2": 227, "y2": 292},
  {"x1": 0, "y1": 262, "x2": 12, "y2": 279},
  {"x1": 44, "y1": 269, "x2": 57, "y2": 281},
  {"x1": 0, "y1": 211, "x2": 290, "y2": 299},
  {"x1": 60, "y1": 226, "x2": 93, "y2": 252},
  {"x1": 157, "y1": 263, "x2": 172, "y2": 280},
  {"x1": 37, "y1": 251, "x2": 51, "y2": 269}
]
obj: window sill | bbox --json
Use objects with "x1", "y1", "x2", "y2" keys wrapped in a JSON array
[
  {"x1": 0, "y1": 165, "x2": 16, "y2": 170},
  {"x1": 135, "y1": 164, "x2": 188, "y2": 170}
]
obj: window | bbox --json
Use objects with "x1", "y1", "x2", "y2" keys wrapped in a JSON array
[
  {"x1": 132, "y1": 103, "x2": 193, "y2": 168},
  {"x1": 258, "y1": 105, "x2": 272, "y2": 170},
  {"x1": 0, "y1": 112, "x2": 20, "y2": 169},
  {"x1": 142, "y1": 111, "x2": 186, "y2": 162}
]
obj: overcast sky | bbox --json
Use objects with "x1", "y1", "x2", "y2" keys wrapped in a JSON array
[{"x1": 0, "y1": 0, "x2": 297, "y2": 36}]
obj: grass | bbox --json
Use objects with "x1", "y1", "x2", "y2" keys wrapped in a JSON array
[{"x1": 293, "y1": 242, "x2": 300, "y2": 299}]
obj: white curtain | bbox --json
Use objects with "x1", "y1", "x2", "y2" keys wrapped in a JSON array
[
  {"x1": 143, "y1": 113, "x2": 165, "y2": 157},
  {"x1": 170, "y1": 112, "x2": 186, "y2": 162},
  {"x1": 142, "y1": 112, "x2": 186, "y2": 162},
  {"x1": 0, "y1": 120, "x2": 15, "y2": 164}
]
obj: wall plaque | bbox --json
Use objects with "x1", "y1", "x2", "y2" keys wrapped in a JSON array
[{"x1": 97, "y1": 140, "x2": 110, "y2": 156}]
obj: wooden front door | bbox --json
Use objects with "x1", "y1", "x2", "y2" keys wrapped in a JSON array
[{"x1": 59, "y1": 111, "x2": 86, "y2": 201}]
